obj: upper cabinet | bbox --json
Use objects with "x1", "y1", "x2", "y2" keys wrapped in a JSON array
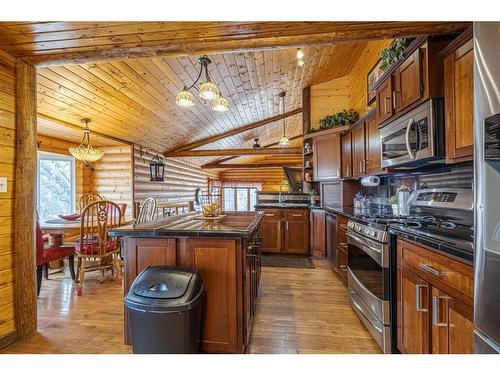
[
  {"x1": 313, "y1": 132, "x2": 341, "y2": 181},
  {"x1": 374, "y1": 36, "x2": 452, "y2": 128},
  {"x1": 442, "y1": 29, "x2": 474, "y2": 163},
  {"x1": 341, "y1": 110, "x2": 380, "y2": 178}
]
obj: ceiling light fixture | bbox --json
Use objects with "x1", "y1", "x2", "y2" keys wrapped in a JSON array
[
  {"x1": 278, "y1": 92, "x2": 290, "y2": 147},
  {"x1": 69, "y1": 118, "x2": 104, "y2": 165},
  {"x1": 175, "y1": 55, "x2": 229, "y2": 111}
]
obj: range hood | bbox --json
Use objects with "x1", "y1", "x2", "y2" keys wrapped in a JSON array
[{"x1": 283, "y1": 167, "x2": 303, "y2": 192}]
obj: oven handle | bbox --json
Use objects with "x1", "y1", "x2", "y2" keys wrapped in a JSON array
[
  {"x1": 405, "y1": 118, "x2": 416, "y2": 160},
  {"x1": 347, "y1": 230, "x2": 386, "y2": 267},
  {"x1": 347, "y1": 230, "x2": 382, "y2": 254}
]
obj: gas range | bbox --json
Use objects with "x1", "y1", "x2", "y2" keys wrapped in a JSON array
[{"x1": 347, "y1": 188, "x2": 475, "y2": 260}]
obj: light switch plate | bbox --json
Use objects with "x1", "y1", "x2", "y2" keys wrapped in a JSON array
[{"x1": 0, "y1": 177, "x2": 7, "y2": 193}]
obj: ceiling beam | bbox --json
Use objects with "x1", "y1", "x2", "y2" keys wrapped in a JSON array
[
  {"x1": 202, "y1": 162, "x2": 301, "y2": 169},
  {"x1": 27, "y1": 22, "x2": 470, "y2": 67},
  {"x1": 165, "y1": 147, "x2": 302, "y2": 157},
  {"x1": 37, "y1": 113, "x2": 131, "y2": 145},
  {"x1": 200, "y1": 134, "x2": 303, "y2": 168},
  {"x1": 168, "y1": 108, "x2": 302, "y2": 153}
]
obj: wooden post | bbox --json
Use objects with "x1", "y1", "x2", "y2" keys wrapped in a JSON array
[
  {"x1": 14, "y1": 60, "x2": 38, "y2": 339},
  {"x1": 302, "y1": 87, "x2": 311, "y2": 135}
]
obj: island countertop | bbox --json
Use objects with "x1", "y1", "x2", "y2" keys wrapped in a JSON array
[{"x1": 109, "y1": 211, "x2": 264, "y2": 238}]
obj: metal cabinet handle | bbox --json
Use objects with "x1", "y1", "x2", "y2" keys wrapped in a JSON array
[
  {"x1": 419, "y1": 263, "x2": 440, "y2": 277},
  {"x1": 277, "y1": 221, "x2": 281, "y2": 231},
  {"x1": 291, "y1": 214, "x2": 302, "y2": 217},
  {"x1": 432, "y1": 295, "x2": 448, "y2": 327},
  {"x1": 392, "y1": 90, "x2": 397, "y2": 109},
  {"x1": 264, "y1": 213, "x2": 275, "y2": 217},
  {"x1": 415, "y1": 284, "x2": 428, "y2": 312},
  {"x1": 286, "y1": 221, "x2": 289, "y2": 230}
]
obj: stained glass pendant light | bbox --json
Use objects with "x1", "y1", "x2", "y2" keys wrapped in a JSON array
[
  {"x1": 69, "y1": 118, "x2": 104, "y2": 165},
  {"x1": 278, "y1": 92, "x2": 290, "y2": 146},
  {"x1": 175, "y1": 55, "x2": 229, "y2": 111}
]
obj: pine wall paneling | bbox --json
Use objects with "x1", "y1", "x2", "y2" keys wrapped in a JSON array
[
  {"x1": 310, "y1": 76, "x2": 350, "y2": 129},
  {"x1": 0, "y1": 50, "x2": 16, "y2": 347},
  {"x1": 219, "y1": 168, "x2": 286, "y2": 192}
]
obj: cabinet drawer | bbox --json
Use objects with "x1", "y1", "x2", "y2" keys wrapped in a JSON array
[
  {"x1": 261, "y1": 209, "x2": 281, "y2": 218},
  {"x1": 397, "y1": 239, "x2": 473, "y2": 304},
  {"x1": 284, "y1": 209, "x2": 308, "y2": 221},
  {"x1": 336, "y1": 215, "x2": 348, "y2": 230},
  {"x1": 337, "y1": 228, "x2": 347, "y2": 249}
]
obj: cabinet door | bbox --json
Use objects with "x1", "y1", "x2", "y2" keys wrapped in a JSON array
[
  {"x1": 351, "y1": 123, "x2": 366, "y2": 177},
  {"x1": 313, "y1": 133, "x2": 341, "y2": 181},
  {"x1": 284, "y1": 219, "x2": 309, "y2": 255},
  {"x1": 394, "y1": 48, "x2": 423, "y2": 113},
  {"x1": 340, "y1": 131, "x2": 352, "y2": 178},
  {"x1": 375, "y1": 78, "x2": 394, "y2": 125},
  {"x1": 445, "y1": 39, "x2": 474, "y2": 163},
  {"x1": 431, "y1": 287, "x2": 474, "y2": 354},
  {"x1": 397, "y1": 267, "x2": 430, "y2": 354},
  {"x1": 260, "y1": 210, "x2": 281, "y2": 253},
  {"x1": 310, "y1": 209, "x2": 326, "y2": 258},
  {"x1": 365, "y1": 115, "x2": 382, "y2": 174}
]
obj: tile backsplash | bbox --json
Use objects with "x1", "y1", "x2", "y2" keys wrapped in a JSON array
[{"x1": 360, "y1": 162, "x2": 473, "y2": 199}]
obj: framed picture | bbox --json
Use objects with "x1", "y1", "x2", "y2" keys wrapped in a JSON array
[{"x1": 367, "y1": 59, "x2": 384, "y2": 105}]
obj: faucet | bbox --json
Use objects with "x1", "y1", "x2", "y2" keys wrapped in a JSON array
[{"x1": 279, "y1": 183, "x2": 287, "y2": 204}]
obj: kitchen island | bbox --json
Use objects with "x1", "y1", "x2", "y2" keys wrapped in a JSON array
[{"x1": 109, "y1": 211, "x2": 263, "y2": 353}]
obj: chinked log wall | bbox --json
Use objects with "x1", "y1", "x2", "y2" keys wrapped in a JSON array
[
  {"x1": 133, "y1": 145, "x2": 218, "y2": 211},
  {"x1": 0, "y1": 50, "x2": 16, "y2": 347},
  {"x1": 92, "y1": 145, "x2": 134, "y2": 217},
  {"x1": 220, "y1": 168, "x2": 287, "y2": 192}
]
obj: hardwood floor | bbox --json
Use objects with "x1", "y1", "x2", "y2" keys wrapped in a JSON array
[
  {"x1": 248, "y1": 258, "x2": 381, "y2": 354},
  {"x1": 1, "y1": 258, "x2": 380, "y2": 354}
]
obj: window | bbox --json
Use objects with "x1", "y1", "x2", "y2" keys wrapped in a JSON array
[
  {"x1": 37, "y1": 152, "x2": 76, "y2": 222},
  {"x1": 223, "y1": 187, "x2": 258, "y2": 211}
]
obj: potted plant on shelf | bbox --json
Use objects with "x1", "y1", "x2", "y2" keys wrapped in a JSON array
[
  {"x1": 308, "y1": 109, "x2": 359, "y2": 134},
  {"x1": 309, "y1": 189, "x2": 318, "y2": 206},
  {"x1": 379, "y1": 38, "x2": 414, "y2": 72}
]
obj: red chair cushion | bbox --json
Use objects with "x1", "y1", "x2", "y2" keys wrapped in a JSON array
[
  {"x1": 75, "y1": 239, "x2": 117, "y2": 255},
  {"x1": 42, "y1": 245, "x2": 75, "y2": 263}
]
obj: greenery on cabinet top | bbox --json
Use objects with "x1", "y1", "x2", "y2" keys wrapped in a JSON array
[{"x1": 309, "y1": 109, "x2": 359, "y2": 134}]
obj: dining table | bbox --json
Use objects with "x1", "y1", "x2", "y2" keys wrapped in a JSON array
[{"x1": 41, "y1": 216, "x2": 135, "y2": 245}]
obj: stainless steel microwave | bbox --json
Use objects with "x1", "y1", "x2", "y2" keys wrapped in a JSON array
[{"x1": 380, "y1": 98, "x2": 444, "y2": 168}]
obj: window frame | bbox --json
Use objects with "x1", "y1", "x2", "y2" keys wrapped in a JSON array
[
  {"x1": 222, "y1": 187, "x2": 258, "y2": 212},
  {"x1": 36, "y1": 151, "x2": 76, "y2": 220}
]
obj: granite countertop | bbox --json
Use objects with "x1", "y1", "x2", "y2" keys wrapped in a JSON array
[
  {"x1": 254, "y1": 203, "x2": 310, "y2": 209},
  {"x1": 109, "y1": 211, "x2": 264, "y2": 239},
  {"x1": 310, "y1": 205, "x2": 356, "y2": 219}
]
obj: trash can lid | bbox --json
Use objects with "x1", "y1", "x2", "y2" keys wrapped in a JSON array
[{"x1": 125, "y1": 266, "x2": 204, "y2": 312}]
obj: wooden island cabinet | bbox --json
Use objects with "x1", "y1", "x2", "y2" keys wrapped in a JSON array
[
  {"x1": 396, "y1": 238, "x2": 474, "y2": 354},
  {"x1": 110, "y1": 212, "x2": 263, "y2": 354}
]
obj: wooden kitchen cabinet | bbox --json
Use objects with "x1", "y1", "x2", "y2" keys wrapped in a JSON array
[
  {"x1": 364, "y1": 114, "x2": 382, "y2": 174},
  {"x1": 310, "y1": 209, "x2": 326, "y2": 258},
  {"x1": 375, "y1": 77, "x2": 394, "y2": 125},
  {"x1": 431, "y1": 287, "x2": 474, "y2": 354},
  {"x1": 374, "y1": 36, "x2": 452, "y2": 127},
  {"x1": 261, "y1": 208, "x2": 309, "y2": 255},
  {"x1": 333, "y1": 215, "x2": 348, "y2": 285},
  {"x1": 340, "y1": 131, "x2": 352, "y2": 178},
  {"x1": 443, "y1": 32, "x2": 474, "y2": 163},
  {"x1": 397, "y1": 267, "x2": 430, "y2": 354},
  {"x1": 260, "y1": 209, "x2": 281, "y2": 253},
  {"x1": 397, "y1": 238, "x2": 474, "y2": 354},
  {"x1": 313, "y1": 132, "x2": 341, "y2": 181},
  {"x1": 394, "y1": 48, "x2": 423, "y2": 114},
  {"x1": 351, "y1": 122, "x2": 366, "y2": 177},
  {"x1": 283, "y1": 209, "x2": 309, "y2": 255}
]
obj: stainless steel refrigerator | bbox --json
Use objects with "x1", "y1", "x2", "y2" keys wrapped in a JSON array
[{"x1": 473, "y1": 22, "x2": 500, "y2": 354}]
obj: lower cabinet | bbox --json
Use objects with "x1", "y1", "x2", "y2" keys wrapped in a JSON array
[
  {"x1": 396, "y1": 238, "x2": 474, "y2": 354},
  {"x1": 331, "y1": 215, "x2": 348, "y2": 285},
  {"x1": 310, "y1": 209, "x2": 326, "y2": 257},
  {"x1": 261, "y1": 208, "x2": 309, "y2": 255}
]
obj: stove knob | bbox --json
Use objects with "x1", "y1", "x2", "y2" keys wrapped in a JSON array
[
  {"x1": 368, "y1": 229, "x2": 376, "y2": 237},
  {"x1": 355, "y1": 224, "x2": 361, "y2": 231}
]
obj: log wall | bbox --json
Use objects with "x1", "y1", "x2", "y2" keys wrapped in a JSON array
[{"x1": 219, "y1": 168, "x2": 286, "y2": 192}]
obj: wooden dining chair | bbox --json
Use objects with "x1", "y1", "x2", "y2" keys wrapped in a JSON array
[
  {"x1": 136, "y1": 197, "x2": 156, "y2": 224},
  {"x1": 78, "y1": 193, "x2": 103, "y2": 213},
  {"x1": 36, "y1": 219, "x2": 76, "y2": 297},
  {"x1": 75, "y1": 200, "x2": 122, "y2": 295}
]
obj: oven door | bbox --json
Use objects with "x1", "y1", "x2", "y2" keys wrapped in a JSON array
[{"x1": 347, "y1": 230, "x2": 390, "y2": 324}]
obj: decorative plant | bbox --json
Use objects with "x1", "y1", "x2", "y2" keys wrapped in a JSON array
[
  {"x1": 312, "y1": 109, "x2": 359, "y2": 133},
  {"x1": 309, "y1": 189, "x2": 317, "y2": 197},
  {"x1": 379, "y1": 38, "x2": 414, "y2": 72}
]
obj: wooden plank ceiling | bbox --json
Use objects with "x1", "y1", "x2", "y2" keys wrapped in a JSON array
[
  {"x1": 35, "y1": 42, "x2": 369, "y2": 165},
  {"x1": 7, "y1": 21, "x2": 468, "y2": 167},
  {"x1": 0, "y1": 21, "x2": 468, "y2": 65}
]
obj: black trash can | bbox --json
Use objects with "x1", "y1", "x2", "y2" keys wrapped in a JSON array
[{"x1": 125, "y1": 266, "x2": 205, "y2": 354}]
